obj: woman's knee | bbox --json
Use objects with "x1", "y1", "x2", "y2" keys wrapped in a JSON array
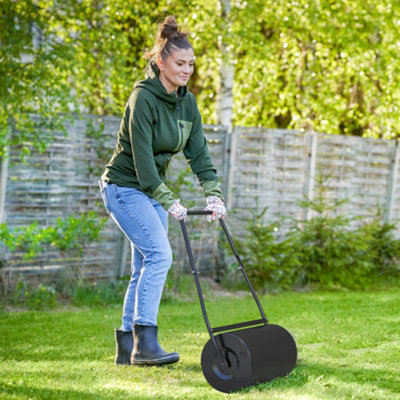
[{"x1": 157, "y1": 245, "x2": 173, "y2": 269}]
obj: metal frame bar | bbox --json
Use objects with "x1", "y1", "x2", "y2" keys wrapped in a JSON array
[{"x1": 212, "y1": 319, "x2": 266, "y2": 334}]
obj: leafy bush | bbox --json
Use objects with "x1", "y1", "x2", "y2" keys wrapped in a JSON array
[
  {"x1": 0, "y1": 212, "x2": 107, "y2": 296},
  {"x1": 230, "y1": 177, "x2": 400, "y2": 291},
  {"x1": 359, "y1": 214, "x2": 400, "y2": 281},
  {"x1": 287, "y1": 179, "x2": 400, "y2": 288},
  {"x1": 13, "y1": 282, "x2": 57, "y2": 310},
  {"x1": 48, "y1": 212, "x2": 107, "y2": 286},
  {"x1": 1, "y1": 212, "x2": 106, "y2": 259},
  {"x1": 287, "y1": 213, "x2": 374, "y2": 288},
  {"x1": 229, "y1": 206, "x2": 300, "y2": 292}
]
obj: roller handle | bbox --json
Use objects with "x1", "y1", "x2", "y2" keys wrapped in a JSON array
[
  {"x1": 186, "y1": 210, "x2": 213, "y2": 216},
  {"x1": 180, "y1": 211, "x2": 268, "y2": 364}
]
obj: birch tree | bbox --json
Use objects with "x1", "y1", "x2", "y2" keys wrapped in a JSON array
[{"x1": 216, "y1": 0, "x2": 234, "y2": 132}]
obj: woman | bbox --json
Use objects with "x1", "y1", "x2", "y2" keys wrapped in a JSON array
[{"x1": 99, "y1": 16, "x2": 227, "y2": 366}]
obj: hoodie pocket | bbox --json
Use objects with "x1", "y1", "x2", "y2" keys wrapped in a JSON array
[{"x1": 174, "y1": 120, "x2": 193, "y2": 152}]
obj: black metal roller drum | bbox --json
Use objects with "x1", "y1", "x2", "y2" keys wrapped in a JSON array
[{"x1": 201, "y1": 324, "x2": 297, "y2": 393}]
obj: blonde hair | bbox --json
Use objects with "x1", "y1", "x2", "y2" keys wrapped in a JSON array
[{"x1": 144, "y1": 16, "x2": 192, "y2": 62}]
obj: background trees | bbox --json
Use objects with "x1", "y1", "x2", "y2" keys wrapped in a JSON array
[
  {"x1": 230, "y1": 0, "x2": 400, "y2": 138},
  {"x1": 2, "y1": 0, "x2": 400, "y2": 158}
]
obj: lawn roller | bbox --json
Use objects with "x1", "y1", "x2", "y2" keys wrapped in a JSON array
[{"x1": 180, "y1": 211, "x2": 297, "y2": 393}]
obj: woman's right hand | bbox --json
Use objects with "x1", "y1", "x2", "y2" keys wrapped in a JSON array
[{"x1": 168, "y1": 199, "x2": 187, "y2": 220}]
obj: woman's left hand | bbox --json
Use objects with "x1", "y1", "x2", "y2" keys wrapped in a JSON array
[
  {"x1": 168, "y1": 199, "x2": 187, "y2": 220},
  {"x1": 204, "y1": 196, "x2": 227, "y2": 222}
]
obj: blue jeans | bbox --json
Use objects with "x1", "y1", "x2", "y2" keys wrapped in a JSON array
[{"x1": 99, "y1": 181, "x2": 171, "y2": 330}]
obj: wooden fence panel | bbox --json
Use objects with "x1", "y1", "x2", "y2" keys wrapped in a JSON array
[
  {"x1": 1, "y1": 116, "x2": 399, "y2": 283},
  {"x1": 228, "y1": 128, "x2": 310, "y2": 236},
  {"x1": 315, "y1": 134, "x2": 393, "y2": 219},
  {"x1": 1, "y1": 116, "x2": 123, "y2": 281}
]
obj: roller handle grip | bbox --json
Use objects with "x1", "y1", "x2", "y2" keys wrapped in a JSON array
[{"x1": 186, "y1": 210, "x2": 213, "y2": 216}]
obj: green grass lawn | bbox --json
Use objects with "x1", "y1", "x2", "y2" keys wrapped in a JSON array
[{"x1": 0, "y1": 290, "x2": 399, "y2": 399}]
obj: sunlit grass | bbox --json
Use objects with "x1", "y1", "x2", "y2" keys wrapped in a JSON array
[{"x1": 0, "y1": 290, "x2": 399, "y2": 399}]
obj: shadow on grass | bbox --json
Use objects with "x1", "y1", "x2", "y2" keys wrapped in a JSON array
[
  {"x1": 0, "y1": 383, "x2": 113, "y2": 400},
  {"x1": 244, "y1": 360, "x2": 399, "y2": 395},
  {"x1": 229, "y1": 365, "x2": 308, "y2": 394},
  {"x1": 206, "y1": 359, "x2": 399, "y2": 395},
  {"x1": 0, "y1": 347, "x2": 111, "y2": 362},
  {"x1": 0, "y1": 382, "x2": 175, "y2": 400},
  {"x1": 176, "y1": 363, "x2": 307, "y2": 393}
]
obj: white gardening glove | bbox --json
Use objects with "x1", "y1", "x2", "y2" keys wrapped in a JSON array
[
  {"x1": 168, "y1": 199, "x2": 187, "y2": 220},
  {"x1": 204, "y1": 196, "x2": 227, "y2": 222}
]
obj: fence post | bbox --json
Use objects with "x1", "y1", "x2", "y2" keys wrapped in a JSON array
[
  {"x1": 385, "y1": 141, "x2": 400, "y2": 222},
  {"x1": 303, "y1": 131, "x2": 318, "y2": 221},
  {"x1": 224, "y1": 127, "x2": 237, "y2": 210},
  {"x1": 0, "y1": 151, "x2": 9, "y2": 224}
]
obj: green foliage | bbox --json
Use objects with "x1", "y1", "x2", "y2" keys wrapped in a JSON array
[
  {"x1": 2, "y1": 279, "x2": 126, "y2": 310},
  {"x1": 287, "y1": 208, "x2": 373, "y2": 289},
  {"x1": 0, "y1": 212, "x2": 107, "y2": 293},
  {"x1": 229, "y1": 0, "x2": 400, "y2": 138},
  {"x1": 1, "y1": 221, "x2": 52, "y2": 260},
  {"x1": 230, "y1": 205, "x2": 299, "y2": 292},
  {"x1": 48, "y1": 211, "x2": 107, "y2": 256},
  {"x1": 0, "y1": 223, "x2": 13, "y2": 254},
  {"x1": 13, "y1": 282, "x2": 57, "y2": 310},
  {"x1": 359, "y1": 213, "x2": 400, "y2": 279},
  {"x1": 71, "y1": 280, "x2": 126, "y2": 307},
  {"x1": 48, "y1": 212, "x2": 108, "y2": 286},
  {"x1": 0, "y1": 0, "x2": 76, "y2": 158},
  {"x1": 232, "y1": 176, "x2": 400, "y2": 290},
  {"x1": 0, "y1": 212, "x2": 106, "y2": 260},
  {"x1": 4, "y1": 0, "x2": 400, "y2": 160}
]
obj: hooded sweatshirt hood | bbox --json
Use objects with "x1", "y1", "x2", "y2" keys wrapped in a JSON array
[{"x1": 134, "y1": 62, "x2": 188, "y2": 105}]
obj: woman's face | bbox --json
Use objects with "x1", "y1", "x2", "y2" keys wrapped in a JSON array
[{"x1": 158, "y1": 48, "x2": 195, "y2": 93}]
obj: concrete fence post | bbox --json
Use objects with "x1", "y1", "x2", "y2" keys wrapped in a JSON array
[
  {"x1": 304, "y1": 131, "x2": 318, "y2": 221},
  {"x1": 0, "y1": 151, "x2": 9, "y2": 224},
  {"x1": 385, "y1": 141, "x2": 400, "y2": 222}
]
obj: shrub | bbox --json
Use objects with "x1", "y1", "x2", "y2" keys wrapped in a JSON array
[
  {"x1": 231, "y1": 175, "x2": 400, "y2": 290},
  {"x1": 13, "y1": 282, "x2": 57, "y2": 310},
  {"x1": 359, "y1": 213, "x2": 400, "y2": 281},
  {"x1": 287, "y1": 177, "x2": 400, "y2": 288},
  {"x1": 287, "y1": 213, "x2": 374, "y2": 288},
  {"x1": 0, "y1": 212, "x2": 107, "y2": 298},
  {"x1": 227, "y1": 206, "x2": 300, "y2": 292}
]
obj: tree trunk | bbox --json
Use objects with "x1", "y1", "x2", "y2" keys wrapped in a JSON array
[{"x1": 217, "y1": 0, "x2": 234, "y2": 132}]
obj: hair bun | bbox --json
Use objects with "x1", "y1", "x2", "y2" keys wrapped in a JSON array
[
  {"x1": 159, "y1": 16, "x2": 179, "y2": 40},
  {"x1": 144, "y1": 15, "x2": 192, "y2": 62}
]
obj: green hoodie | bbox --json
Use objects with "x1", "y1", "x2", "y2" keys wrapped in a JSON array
[{"x1": 101, "y1": 64, "x2": 222, "y2": 210}]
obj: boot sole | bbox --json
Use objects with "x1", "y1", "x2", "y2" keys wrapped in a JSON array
[
  {"x1": 132, "y1": 355, "x2": 180, "y2": 366},
  {"x1": 114, "y1": 358, "x2": 131, "y2": 365}
]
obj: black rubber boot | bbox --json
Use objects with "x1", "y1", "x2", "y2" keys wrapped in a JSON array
[
  {"x1": 114, "y1": 329, "x2": 133, "y2": 365},
  {"x1": 131, "y1": 324, "x2": 180, "y2": 366}
]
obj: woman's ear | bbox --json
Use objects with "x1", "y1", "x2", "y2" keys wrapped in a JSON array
[{"x1": 157, "y1": 58, "x2": 164, "y2": 72}]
